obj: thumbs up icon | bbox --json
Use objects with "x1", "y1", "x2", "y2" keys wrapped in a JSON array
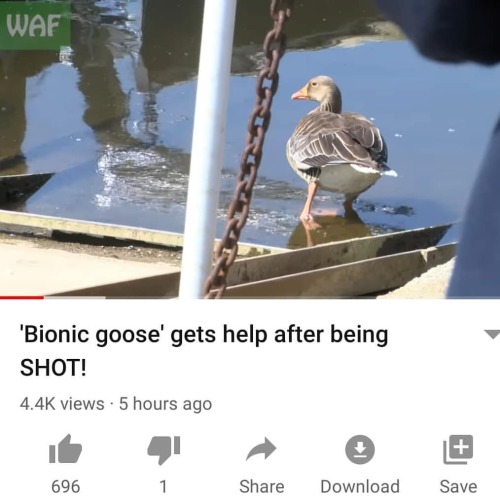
[{"x1": 49, "y1": 434, "x2": 82, "y2": 464}]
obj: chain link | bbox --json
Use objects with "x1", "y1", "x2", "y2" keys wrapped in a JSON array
[{"x1": 203, "y1": 0, "x2": 294, "y2": 298}]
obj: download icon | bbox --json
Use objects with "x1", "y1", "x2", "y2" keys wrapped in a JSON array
[{"x1": 345, "y1": 435, "x2": 375, "y2": 465}]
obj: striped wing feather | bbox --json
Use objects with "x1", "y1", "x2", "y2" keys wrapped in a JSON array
[{"x1": 289, "y1": 111, "x2": 388, "y2": 171}]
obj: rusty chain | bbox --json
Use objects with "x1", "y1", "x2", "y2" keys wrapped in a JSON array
[{"x1": 204, "y1": 0, "x2": 294, "y2": 298}]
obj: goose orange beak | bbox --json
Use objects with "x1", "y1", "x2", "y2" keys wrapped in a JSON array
[{"x1": 291, "y1": 85, "x2": 309, "y2": 100}]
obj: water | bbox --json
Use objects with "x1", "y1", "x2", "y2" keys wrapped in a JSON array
[{"x1": 1, "y1": 0, "x2": 500, "y2": 249}]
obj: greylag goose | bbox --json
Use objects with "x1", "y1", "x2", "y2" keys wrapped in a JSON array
[{"x1": 286, "y1": 76, "x2": 396, "y2": 221}]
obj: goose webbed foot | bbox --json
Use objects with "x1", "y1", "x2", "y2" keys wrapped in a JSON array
[
  {"x1": 300, "y1": 181, "x2": 319, "y2": 222},
  {"x1": 300, "y1": 216, "x2": 322, "y2": 230},
  {"x1": 300, "y1": 211, "x2": 315, "y2": 222}
]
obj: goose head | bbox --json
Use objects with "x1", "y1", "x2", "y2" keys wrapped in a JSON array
[{"x1": 291, "y1": 75, "x2": 342, "y2": 113}]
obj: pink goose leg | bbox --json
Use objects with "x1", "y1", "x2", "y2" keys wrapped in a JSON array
[{"x1": 300, "y1": 181, "x2": 318, "y2": 221}]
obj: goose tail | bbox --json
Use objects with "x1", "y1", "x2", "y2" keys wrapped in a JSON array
[{"x1": 381, "y1": 164, "x2": 398, "y2": 177}]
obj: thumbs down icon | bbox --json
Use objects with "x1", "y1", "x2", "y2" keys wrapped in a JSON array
[
  {"x1": 148, "y1": 436, "x2": 180, "y2": 465},
  {"x1": 49, "y1": 434, "x2": 82, "y2": 464}
]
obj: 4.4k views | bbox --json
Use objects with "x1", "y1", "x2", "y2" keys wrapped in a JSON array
[
  {"x1": 19, "y1": 396, "x2": 213, "y2": 413},
  {"x1": 20, "y1": 396, "x2": 104, "y2": 411}
]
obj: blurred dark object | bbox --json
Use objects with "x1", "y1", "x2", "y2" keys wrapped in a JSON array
[
  {"x1": 374, "y1": 0, "x2": 500, "y2": 297},
  {"x1": 375, "y1": 0, "x2": 500, "y2": 65},
  {"x1": 0, "y1": 172, "x2": 53, "y2": 207}
]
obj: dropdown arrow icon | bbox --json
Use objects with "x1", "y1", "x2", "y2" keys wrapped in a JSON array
[{"x1": 485, "y1": 330, "x2": 500, "y2": 340}]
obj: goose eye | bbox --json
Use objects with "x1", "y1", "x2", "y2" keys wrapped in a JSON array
[{"x1": 311, "y1": 82, "x2": 318, "y2": 87}]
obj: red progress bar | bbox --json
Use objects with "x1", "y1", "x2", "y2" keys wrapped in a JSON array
[{"x1": 0, "y1": 296, "x2": 45, "y2": 300}]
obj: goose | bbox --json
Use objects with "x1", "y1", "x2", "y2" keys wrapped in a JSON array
[{"x1": 286, "y1": 76, "x2": 397, "y2": 221}]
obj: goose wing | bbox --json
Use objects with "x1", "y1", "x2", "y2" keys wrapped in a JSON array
[{"x1": 288, "y1": 111, "x2": 388, "y2": 171}]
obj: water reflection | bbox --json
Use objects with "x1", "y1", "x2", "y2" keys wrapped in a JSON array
[
  {"x1": 1, "y1": 0, "x2": 495, "y2": 248},
  {"x1": 288, "y1": 208, "x2": 371, "y2": 248},
  {"x1": 71, "y1": 1, "x2": 133, "y2": 149},
  {"x1": 138, "y1": 0, "x2": 395, "y2": 89},
  {"x1": 0, "y1": 50, "x2": 58, "y2": 173},
  {"x1": 0, "y1": 0, "x2": 399, "y2": 170},
  {"x1": 69, "y1": 1, "x2": 192, "y2": 209},
  {"x1": 286, "y1": 201, "x2": 411, "y2": 248}
]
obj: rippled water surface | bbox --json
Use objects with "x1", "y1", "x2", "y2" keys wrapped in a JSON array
[{"x1": 2, "y1": 0, "x2": 500, "y2": 248}]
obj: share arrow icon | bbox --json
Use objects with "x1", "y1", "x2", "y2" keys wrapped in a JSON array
[
  {"x1": 246, "y1": 438, "x2": 276, "y2": 461},
  {"x1": 485, "y1": 330, "x2": 500, "y2": 340}
]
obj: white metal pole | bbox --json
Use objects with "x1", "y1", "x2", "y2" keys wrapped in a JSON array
[{"x1": 178, "y1": 0, "x2": 238, "y2": 299}]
